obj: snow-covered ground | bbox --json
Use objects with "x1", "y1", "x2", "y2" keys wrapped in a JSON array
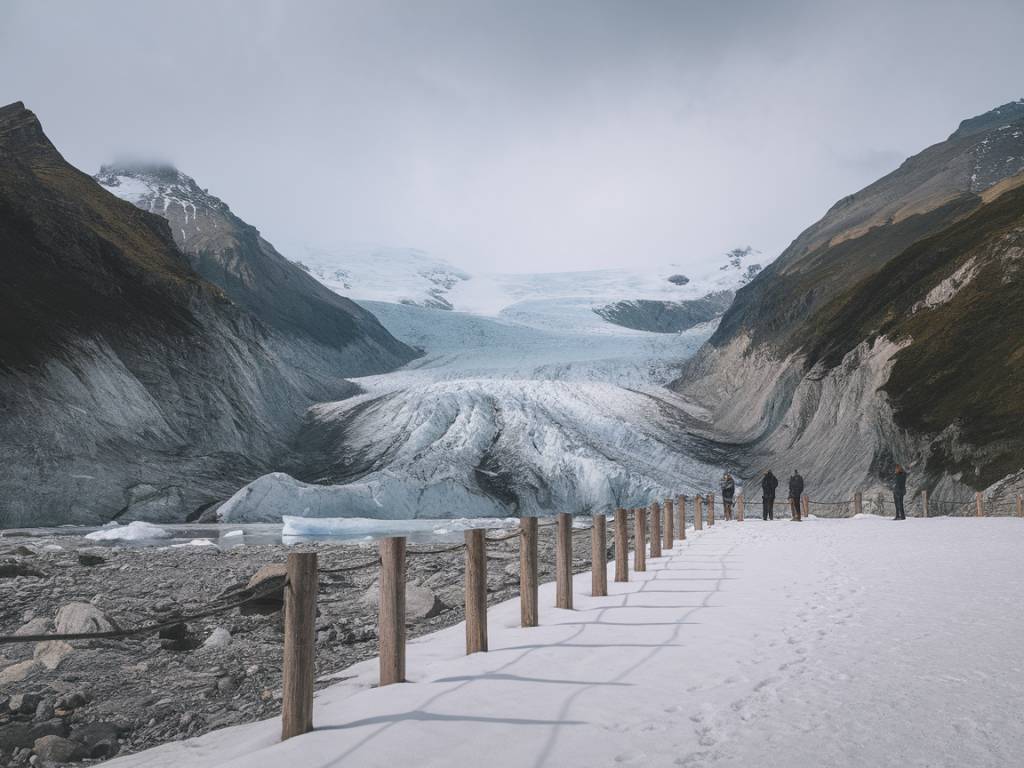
[{"x1": 108, "y1": 516, "x2": 1024, "y2": 767}]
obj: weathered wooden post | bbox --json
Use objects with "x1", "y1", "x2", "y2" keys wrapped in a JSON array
[
  {"x1": 854, "y1": 491, "x2": 862, "y2": 516},
  {"x1": 707, "y1": 493, "x2": 715, "y2": 526},
  {"x1": 1017, "y1": 495, "x2": 1023, "y2": 518},
  {"x1": 634, "y1": 507, "x2": 647, "y2": 572},
  {"x1": 922, "y1": 490, "x2": 929, "y2": 518},
  {"x1": 694, "y1": 495, "x2": 703, "y2": 530},
  {"x1": 650, "y1": 501, "x2": 662, "y2": 558},
  {"x1": 737, "y1": 494, "x2": 745, "y2": 522},
  {"x1": 378, "y1": 537, "x2": 406, "y2": 686},
  {"x1": 592, "y1": 514, "x2": 607, "y2": 597},
  {"x1": 465, "y1": 528, "x2": 488, "y2": 653},
  {"x1": 556, "y1": 512, "x2": 573, "y2": 609},
  {"x1": 677, "y1": 494, "x2": 687, "y2": 539},
  {"x1": 282, "y1": 551, "x2": 317, "y2": 740},
  {"x1": 663, "y1": 498, "x2": 674, "y2": 550},
  {"x1": 614, "y1": 508, "x2": 629, "y2": 582},
  {"x1": 975, "y1": 492, "x2": 984, "y2": 517},
  {"x1": 520, "y1": 516, "x2": 538, "y2": 627},
  {"x1": 802, "y1": 494, "x2": 810, "y2": 520}
]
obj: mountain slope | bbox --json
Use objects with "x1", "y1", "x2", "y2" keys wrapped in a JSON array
[
  {"x1": 96, "y1": 164, "x2": 416, "y2": 377},
  {"x1": 672, "y1": 101, "x2": 1024, "y2": 499},
  {"x1": 0, "y1": 102, "x2": 405, "y2": 526}
]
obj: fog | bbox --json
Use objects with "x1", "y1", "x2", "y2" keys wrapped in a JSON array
[{"x1": 2, "y1": 0, "x2": 1022, "y2": 272}]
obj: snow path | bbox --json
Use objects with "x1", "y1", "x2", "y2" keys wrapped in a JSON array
[{"x1": 109, "y1": 518, "x2": 1024, "y2": 767}]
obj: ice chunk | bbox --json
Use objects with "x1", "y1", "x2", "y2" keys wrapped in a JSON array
[
  {"x1": 281, "y1": 515, "x2": 518, "y2": 538},
  {"x1": 85, "y1": 521, "x2": 171, "y2": 541}
]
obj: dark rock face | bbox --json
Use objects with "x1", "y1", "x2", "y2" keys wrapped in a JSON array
[
  {"x1": 594, "y1": 290, "x2": 735, "y2": 333},
  {"x1": 0, "y1": 102, "x2": 413, "y2": 526}
]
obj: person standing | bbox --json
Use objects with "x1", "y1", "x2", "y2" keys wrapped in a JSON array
[
  {"x1": 788, "y1": 470, "x2": 804, "y2": 521},
  {"x1": 721, "y1": 473, "x2": 736, "y2": 520},
  {"x1": 893, "y1": 464, "x2": 908, "y2": 520},
  {"x1": 761, "y1": 470, "x2": 778, "y2": 520}
]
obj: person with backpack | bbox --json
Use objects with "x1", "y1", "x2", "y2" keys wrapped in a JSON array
[
  {"x1": 761, "y1": 470, "x2": 778, "y2": 520},
  {"x1": 720, "y1": 472, "x2": 736, "y2": 520},
  {"x1": 788, "y1": 470, "x2": 804, "y2": 521},
  {"x1": 893, "y1": 464, "x2": 908, "y2": 520}
]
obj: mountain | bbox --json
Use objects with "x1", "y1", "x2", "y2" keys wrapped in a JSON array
[
  {"x1": 95, "y1": 164, "x2": 416, "y2": 379},
  {"x1": 0, "y1": 102, "x2": 413, "y2": 526},
  {"x1": 594, "y1": 290, "x2": 735, "y2": 333},
  {"x1": 672, "y1": 100, "x2": 1024, "y2": 500}
]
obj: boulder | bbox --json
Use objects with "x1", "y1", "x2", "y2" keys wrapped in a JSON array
[
  {"x1": 10, "y1": 693, "x2": 42, "y2": 715},
  {"x1": 76, "y1": 550, "x2": 107, "y2": 567},
  {"x1": 33, "y1": 641, "x2": 73, "y2": 671},
  {"x1": 14, "y1": 617, "x2": 49, "y2": 637},
  {"x1": 241, "y1": 562, "x2": 287, "y2": 614},
  {"x1": 0, "y1": 660, "x2": 38, "y2": 685},
  {"x1": 363, "y1": 581, "x2": 442, "y2": 622},
  {"x1": 33, "y1": 734, "x2": 86, "y2": 764},
  {"x1": 69, "y1": 722, "x2": 125, "y2": 759},
  {"x1": 54, "y1": 603, "x2": 118, "y2": 635}
]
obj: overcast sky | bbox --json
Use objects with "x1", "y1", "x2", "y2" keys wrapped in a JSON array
[{"x1": 2, "y1": 0, "x2": 1023, "y2": 273}]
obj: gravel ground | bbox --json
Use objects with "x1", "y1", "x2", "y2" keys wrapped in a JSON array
[{"x1": 0, "y1": 523, "x2": 603, "y2": 766}]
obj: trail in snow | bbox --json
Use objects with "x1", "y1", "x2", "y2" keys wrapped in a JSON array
[{"x1": 106, "y1": 517, "x2": 1024, "y2": 767}]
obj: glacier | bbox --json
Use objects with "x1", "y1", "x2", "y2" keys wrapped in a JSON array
[{"x1": 218, "y1": 259, "x2": 739, "y2": 523}]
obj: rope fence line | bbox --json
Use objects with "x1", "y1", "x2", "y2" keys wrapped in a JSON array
[{"x1": 3, "y1": 488, "x2": 1021, "y2": 740}]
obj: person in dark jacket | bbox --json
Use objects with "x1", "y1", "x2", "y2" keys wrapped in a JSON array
[
  {"x1": 761, "y1": 470, "x2": 778, "y2": 520},
  {"x1": 893, "y1": 464, "x2": 908, "y2": 520},
  {"x1": 788, "y1": 471, "x2": 804, "y2": 521},
  {"x1": 720, "y1": 473, "x2": 736, "y2": 520}
]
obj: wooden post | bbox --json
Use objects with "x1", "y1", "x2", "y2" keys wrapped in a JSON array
[
  {"x1": 663, "y1": 498, "x2": 674, "y2": 550},
  {"x1": 281, "y1": 552, "x2": 317, "y2": 740},
  {"x1": 1017, "y1": 495, "x2": 1023, "y2": 518},
  {"x1": 649, "y1": 502, "x2": 662, "y2": 559},
  {"x1": 614, "y1": 508, "x2": 629, "y2": 582},
  {"x1": 556, "y1": 512, "x2": 573, "y2": 609},
  {"x1": 854, "y1": 491, "x2": 862, "y2": 516},
  {"x1": 520, "y1": 516, "x2": 538, "y2": 627},
  {"x1": 737, "y1": 494, "x2": 745, "y2": 522},
  {"x1": 707, "y1": 493, "x2": 715, "y2": 526},
  {"x1": 694, "y1": 495, "x2": 703, "y2": 530},
  {"x1": 802, "y1": 494, "x2": 810, "y2": 520},
  {"x1": 634, "y1": 507, "x2": 647, "y2": 572},
  {"x1": 378, "y1": 537, "x2": 406, "y2": 686},
  {"x1": 677, "y1": 495, "x2": 687, "y2": 540},
  {"x1": 465, "y1": 528, "x2": 488, "y2": 653},
  {"x1": 976, "y1": 492, "x2": 984, "y2": 517},
  {"x1": 922, "y1": 490, "x2": 929, "y2": 518},
  {"x1": 591, "y1": 514, "x2": 607, "y2": 597}
]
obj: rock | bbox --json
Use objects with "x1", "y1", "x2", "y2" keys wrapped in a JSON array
[
  {"x1": 14, "y1": 618, "x2": 50, "y2": 637},
  {"x1": 241, "y1": 562, "x2": 287, "y2": 614},
  {"x1": 246, "y1": 562, "x2": 287, "y2": 591},
  {"x1": 0, "y1": 721, "x2": 68, "y2": 752},
  {"x1": 11, "y1": 693, "x2": 42, "y2": 715},
  {"x1": 33, "y1": 699, "x2": 54, "y2": 723},
  {"x1": 158, "y1": 622, "x2": 198, "y2": 651},
  {"x1": 0, "y1": 660, "x2": 38, "y2": 685},
  {"x1": 33, "y1": 641, "x2": 73, "y2": 671},
  {"x1": 0, "y1": 561, "x2": 44, "y2": 579},
  {"x1": 54, "y1": 692, "x2": 87, "y2": 711},
  {"x1": 75, "y1": 550, "x2": 107, "y2": 567},
  {"x1": 201, "y1": 627, "x2": 231, "y2": 649},
  {"x1": 32, "y1": 734, "x2": 86, "y2": 764},
  {"x1": 363, "y1": 581, "x2": 442, "y2": 622},
  {"x1": 216, "y1": 675, "x2": 238, "y2": 694},
  {"x1": 54, "y1": 603, "x2": 118, "y2": 635},
  {"x1": 69, "y1": 722, "x2": 124, "y2": 759}
]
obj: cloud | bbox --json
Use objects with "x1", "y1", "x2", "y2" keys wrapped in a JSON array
[{"x1": 2, "y1": 0, "x2": 1023, "y2": 273}]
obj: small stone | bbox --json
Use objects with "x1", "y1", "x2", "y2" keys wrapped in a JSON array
[
  {"x1": 69, "y1": 722, "x2": 124, "y2": 759},
  {"x1": 216, "y1": 675, "x2": 238, "y2": 694},
  {"x1": 201, "y1": 627, "x2": 231, "y2": 649},
  {"x1": 33, "y1": 698, "x2": 54, "y2": 723},
  {"x1": 54, "y1": 603, "x2": 118, "y2": 635},
  {"x1": 33, "y1": 641, "x2": 73, "y2": 671},
  {"x1": 32, "y1": 735, "x2": 85, "y2": 764},
  {"x1": 12, "y1": 693, "x2": 42, "y2": 715},
  {"x1": 76, "y1": 551, "x2": 107, "y2": 567}
]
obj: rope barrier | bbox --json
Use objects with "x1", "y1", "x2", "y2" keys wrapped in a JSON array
[{"x1": 319, "y1": 559, "x2": 380, "y2": 574}]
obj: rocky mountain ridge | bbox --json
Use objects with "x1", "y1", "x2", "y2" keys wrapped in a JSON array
[
  {"x1": 673, "y1": 101, "x2": 1024, "y2": 501},
  {"x1": 0, "y1": 103, "x2": 413, "y2": 527}
]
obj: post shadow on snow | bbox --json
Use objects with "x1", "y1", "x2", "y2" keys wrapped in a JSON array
[
  {"x1": 433, "y1": 672, "x2": 634, "y2": 687},
  {"x1": 316, "y1": 710, "x2": 586, "y2": 732}
]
